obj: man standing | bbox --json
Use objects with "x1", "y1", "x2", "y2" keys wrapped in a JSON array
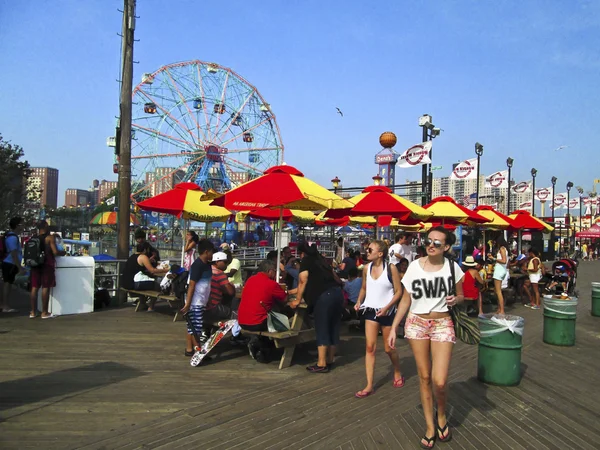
[
  {"x1": 1, "y1": 217, "x2": 25, "y2": 313},
  {"x1": 181, "y1": 239, "x2": 214, "y2": 356},
  {"x1": 29, "y1": 220, "x2": 66, "y2": 319},
  {"x1": 389, "y1": 233, "x2": 413, "y2": 265},
  {"x1": 203, "y1": 251, "x2": 235, "y2": 340}
]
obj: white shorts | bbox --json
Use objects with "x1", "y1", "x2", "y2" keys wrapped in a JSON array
[
  {"x1": 492, "y1": 264, "x2": 507, "y2": 281},
  {"x1": 529, "y1": 273, "x2": 541, "y2": 284}
]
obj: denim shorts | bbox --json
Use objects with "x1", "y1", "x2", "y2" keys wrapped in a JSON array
[{"x1": 361, "y1": 307, "x2": 396, "y2": 327}]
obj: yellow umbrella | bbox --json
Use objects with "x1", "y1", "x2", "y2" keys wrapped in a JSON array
[
  {"x1": 182, "y1": 190, "x2": 232, "y2": 222},
  {"x1": 235, "y1": 209, "x2": 316, "y2": 224},
  {"x1": 473, "y1": 205, "x2": 513, "y2": 230},
  {"x1": 390, "y1": 220, "x2": 432, "y2": 232}
]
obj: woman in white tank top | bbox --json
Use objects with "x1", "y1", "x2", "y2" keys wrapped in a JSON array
[{"x1": 353, "y1": 239, "x2": 404, "y2": 398}]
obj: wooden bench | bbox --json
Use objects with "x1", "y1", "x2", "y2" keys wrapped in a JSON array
[
  {"x1": 120, "y1": 288, "x2": 183, "y2": 322},
  {"x1": 241, "y1": 303, "x2": 316, "y2": 369}
]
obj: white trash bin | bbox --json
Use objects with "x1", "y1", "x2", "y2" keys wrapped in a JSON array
[{"x1": 37, "y1": 256, "x2": 95, "y2": 315}]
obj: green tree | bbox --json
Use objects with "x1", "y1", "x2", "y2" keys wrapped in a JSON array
[
  {"x1": 0, "y1": 134, "x2": 37, "y2": 229},
  {"x1": 92, "y1": 187, "x2": 119, "y2": 216}
]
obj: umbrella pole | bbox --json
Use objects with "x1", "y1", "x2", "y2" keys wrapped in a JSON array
[
  {"x1": 518, "y1": 229, "x2": 522, "y2": 255},
  {"x1": 275, "y1": 207, "x2": 283, "y2": 282},
  {"x1": 482, "y1": 229, "x2": 486, "y2": 260},
  {"x1": 180, "y1": 218, "x2": 187, "y2": 266}
]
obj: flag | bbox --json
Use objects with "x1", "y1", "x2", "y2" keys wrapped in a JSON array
[
  {"x1": 518, "y1": 200, "x2": 533, "y2": 210},
  {"x1": 461, "y1": 193, "x2": 477, "y2": 209},
  {"x1": 567, "y1": 197, "x2": 580, "y2": 209},
  {"x1": 552, "y1": 192, "x2": 567, "y2": 209},
  {"x1": 534, "y1": 187, "x2": 552, "y2": 202},
  {"x1": 512, "y1": 180, "x2": 532, "y2": 194},
  {"x1": 397, "y1": 142, "x2": 432, "y2": 168},
  {"x1": 450, "y1": 158, "x2": 478, "y2": 180},
  {"x1": 485, "y1": 170, "x2": 508, "y2": 188},
  {"x1": 106, "y1": 196, "x2": 116, "y2": 206}
]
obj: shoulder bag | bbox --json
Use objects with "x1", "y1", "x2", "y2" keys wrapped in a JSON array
[{"x1": 447, "y1": 257, "x2": 481, "y2": 345}]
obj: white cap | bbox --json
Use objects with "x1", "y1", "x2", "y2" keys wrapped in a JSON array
[{"x1": 212, "y1": 251, "x2": 228, "y2": 262}]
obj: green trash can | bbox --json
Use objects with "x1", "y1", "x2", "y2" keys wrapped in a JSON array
[
  {"x1": 591, "y1": 282, "x2": 600, "y2": 317},
  {"x1": 477, "y1": 314, "x2": 524, "y2": 386},
  {"x1": 543, "y1": 297, "x2": 578, "y2": 346}
]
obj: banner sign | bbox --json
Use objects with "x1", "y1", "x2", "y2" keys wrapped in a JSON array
[
  {"x1": 567, "y1": 198, "x2": 580, "y2": 209},
  {"x1": 534, "y1": 187, "x2": 552, "y2": 202},
  {"x1": 397, "y1": 142, "x2": 432, "y2": 168},
  {"x1": 450, "y1": 158, "x2": 478, "y2": 180},
  {"x1": 485, "y1": 170, "x2": 509, "y2": 188},
  {"x1": 512, "y1": 180, "x2": 532, "y2": 194},
  {"x1": 518, "y1": 200, "x2": 533, "y2": 210}
]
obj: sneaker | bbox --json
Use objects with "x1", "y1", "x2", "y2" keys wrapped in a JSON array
[
  {"x1": 531, "y1": 305, "x2": 541, "y2": 310},
  {"x1": 248, "y1": 342, "x2": 259, "y2": 360},
  {"x1": 523, "y1": 303, "x2": 532, "y2": 308}
]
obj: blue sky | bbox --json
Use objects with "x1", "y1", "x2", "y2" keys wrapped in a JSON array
[{"x1": 1, "y1": 0, "x2": 599, "y2": 206}]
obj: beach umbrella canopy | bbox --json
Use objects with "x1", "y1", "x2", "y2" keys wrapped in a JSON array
[
  {"x1": 423, "y1": 196, "x2": 489, "y2": 226},
  {"x1": 326, "y1": 185, "x2": 432, "y2": 221},
  {"x1": 137, "y1": 182, "x2": 231, "y2": 222},
  {"x1": 212, "y1": 165, "x2": 353, "y2": 211},
  {"x1": 473, "y1": 205, "x2": 514, "y2": 230},
  {"x1": 236, "y1": 208, "x2": 316, "y2": 224},
  {"x1": 576, "y1": 224, "x2": 600, "y2": 238},
  {"x1": 90, "y1": 212, "x2": 139, "y2": 225},
  {"x1": 508, "y1": 210, "x2": 554, "y2": 232}
]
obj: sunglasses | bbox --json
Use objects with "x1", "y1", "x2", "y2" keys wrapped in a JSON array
[
  {"x1": 424, "y1": 238, "x2": 444, "y2": 249},
  {"x1": 366, "y1": 248, "x2": 379, "y2": 254}
]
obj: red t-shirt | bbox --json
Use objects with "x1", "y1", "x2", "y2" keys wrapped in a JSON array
[
  {"x1": 238, "y1": 272, "x2": 287, "y2": 326},
  {"x1": 463, "y1": 269, "x2": 479, "y2": 299},
  {"x1": 208, "y1": 266, "x2": 231, "y2": 310}
]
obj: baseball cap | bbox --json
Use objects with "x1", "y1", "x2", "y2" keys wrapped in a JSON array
[
  {"x1": 516, "y1": 254, "x2": 527, "y2": 261},
  {"x1": 212, "y1": 251, "x2": 228, "y2": 262}
]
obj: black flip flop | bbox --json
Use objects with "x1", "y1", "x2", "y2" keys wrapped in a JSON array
[
  {"x1": 420, "y1": 435, "x2": 436, "y2": 449},
  {"x1": 437, "y1": 422, "x2": 452, "y2": 442}
]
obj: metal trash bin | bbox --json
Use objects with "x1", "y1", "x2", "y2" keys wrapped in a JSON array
[
  {"x1": 477, "y1": 314, "x2": 525, "y2": 386},
  {"x1": 543, "y1": 296, "x2": 578, "y2": 346},
  {"x1": 591, "y1": 282, "x2": 600, "y2": 317}
]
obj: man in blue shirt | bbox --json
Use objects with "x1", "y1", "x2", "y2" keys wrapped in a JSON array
[{"x1": 2, "y1": 217, "x2": 25, "y2": 313}]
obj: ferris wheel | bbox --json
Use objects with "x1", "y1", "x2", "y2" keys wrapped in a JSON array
[{"x1": 129, "y1": 60, "x2": 284, "y2": 202}]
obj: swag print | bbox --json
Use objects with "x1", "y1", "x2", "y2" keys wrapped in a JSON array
[{"x1": 410, "y1": 276, "x2": 452, "y2": 300}]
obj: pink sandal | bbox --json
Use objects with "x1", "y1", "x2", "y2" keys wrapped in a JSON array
[
  {"x1": 355, "y1": 390, "x2": 375, "y2": 399},
  {"x1": 393, "y1": 376, "x2": 405, "y2": 388}
]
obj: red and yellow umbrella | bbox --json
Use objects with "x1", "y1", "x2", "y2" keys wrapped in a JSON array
[
  {"x1": 473, "y1": 205, "x2": 514, "y2": 230},
  {"x1": 236, "y1": 208, "x2": 316, "y2": 224},
  {"x1": 90, "y1": 212, "x2": 139, "y2": 225},
  {"x1": 424, "y1": 196, "x2": 489, "y2": 226},
  {"x1": 137, "y1": 182, "x2": 231, "y2": 222},
  {"x1": 508, "y1": 210, "x2": 553, "y2": 232}
]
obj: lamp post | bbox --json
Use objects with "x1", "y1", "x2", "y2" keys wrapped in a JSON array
[
  {"x1": 531, "y1": 168, "x2": 537, "y2": 216},
  {"x1": 475, "y1": 142, "x2": 484, "y2": 207},
  {"x1": 506, "y1": 157, "x2": 514, "y2": 215},
  {"x1": 566, "y1": 181, "x2": 573, "y2": 255},
  {"x1": 551, "y1": 176, "x2": 557, "y2": 258},
  {"x1": 418, "y1": 114, "x2": 440, "y2": 205},
  {"x1": 577, "y1": 186, "x2": 584, "y2": 236},
  {"x1": 331, "y1": 176, "x2": 340, "y2": 195}
]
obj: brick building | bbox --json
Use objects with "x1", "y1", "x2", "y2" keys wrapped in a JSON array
[
  {"x1": 65, "y1": 189, "x2": 91, "y2": 207},
  {"x1": 28, "y1": 167, "x2": 59, "y2": 209}
]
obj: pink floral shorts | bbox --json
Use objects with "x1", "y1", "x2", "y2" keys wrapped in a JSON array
[{"x1": 404, "y1": 313, "x2": 456, "y2": 343}]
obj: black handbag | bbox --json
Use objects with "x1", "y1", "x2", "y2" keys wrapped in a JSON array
[{"x1": 447, "y1": 257, "x2": 481, "y2": 345}]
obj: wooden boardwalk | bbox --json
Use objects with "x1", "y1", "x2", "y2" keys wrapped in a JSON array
[{"x1": 1, "y1": 262, "x2": 600, "y2": 449}]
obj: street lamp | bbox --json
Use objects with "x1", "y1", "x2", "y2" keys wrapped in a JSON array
[
  {"x1": 566, "y1": 181, "x2": 573, "y2": 254},
  {"x1": 530, "y1": 168, "x2": 537, "y2": 216},
  {"x1": 475, "y1": 142, "x2": 484, "y2": 207},
  {"x1": 372, "y1": 174, "x2": 383, "y2": 186},
  {"x1": 551, "y1": 176, "x2": 557, "y2": 222},
  {"x1": 418, "y1": 114, "x2": 440, "y2": 205},
  {"x1": 506, "y1": 157, "x2": 514, "y2": 215},
  {"x1": 577, "y1": 186, "x2": 584, "y2": 236},
  {"x1": 331, "y1": 176, "x2": 340, "y2": 194}
]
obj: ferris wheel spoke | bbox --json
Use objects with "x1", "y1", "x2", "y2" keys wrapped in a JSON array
[
  {"x1": 219, "y1": 115, "x2": 273, "y2": 148},
  {"x1": 211, "y1": 70, "x2": 230, "y2": 144},
  {"x1": 137, "y1": 87, "x2": 197, "y2": 144},
  {"x1": 224, "y1": 147, "x2": 283, "y2": 154},
  {"x1": 214, "y1": 87, "x2": 256, "y2": 144},
  {"x1": 195, "y1": 63, "x2": 213, "y2": 143},
  {"x1": 132, "y1": 123, "x2": 198, "y2": 153},
  {"x1": 224, "y1": 155, "x2": 265, "y2": 174},
  {"x1": 164, "y1": 68, "x2": 206, "y2": 144}
]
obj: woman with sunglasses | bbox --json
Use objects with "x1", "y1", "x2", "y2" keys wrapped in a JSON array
[
  {"x1": 488, "y1": 235, "x2": 509, "y2": 315},
  {"x1": 388, "y1": 227, "x2": 464, "y2": 449},
  {"x1": 354, "y1": 240, "x2": 404, "y2": 398}
]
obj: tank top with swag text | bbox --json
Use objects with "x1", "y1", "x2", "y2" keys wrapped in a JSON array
[
  {"x1": 361, "y1": 262, "x2": 395, "y2": 313},
  {"x1": 401, "y1": 258, "x2": 464, "y2": 314}
]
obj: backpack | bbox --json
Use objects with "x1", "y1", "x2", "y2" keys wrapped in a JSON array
[
  {"x1": 0, "y1": 232, "x2": 17, "y2": 261},
  {"x1": 171, "y1": 270, "x2": 190, "y2": 300},
  {"x1": 24, "y1": 235, "x2": 45, "y2": 268}
]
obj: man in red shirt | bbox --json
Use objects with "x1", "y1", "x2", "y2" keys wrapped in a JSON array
[{"x1": 238, "y1": 260, "x2": 294, "y2": 362}]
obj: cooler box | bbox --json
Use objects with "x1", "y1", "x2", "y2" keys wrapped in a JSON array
[{"x1": 38, "y1": 256, "x2": 95, "y2": 315}]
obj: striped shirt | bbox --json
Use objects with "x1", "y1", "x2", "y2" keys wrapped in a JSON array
[{"x1": 208, "y1": 266, "x2": 231, "y2": 310}]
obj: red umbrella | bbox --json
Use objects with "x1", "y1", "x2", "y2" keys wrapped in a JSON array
[
  {"x1": 508, "y1": 210, "x2": 553, "y2": 231},
  {"x1": 576, "y1": 224, "x2": 600, "y2": 238},
  {"x1": 137, "y1": 182, "x2": 201, "y2": 217}
]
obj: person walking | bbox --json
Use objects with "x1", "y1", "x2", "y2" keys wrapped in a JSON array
[
  {"x1": 354, "y1": 239, "x2": 404, "y2": 398},
  {"x1": 488, "y1": 235, "x2": 509, "y2": 315},
  {"x1": 2, "y1": 217, "x2": 25, "y2": 313},
  {"x1": 388, "y1": 226, "x2": 464, "y2": 449},
  {"x1": 294, "y1": 242, "x2": 344, "y2": 373}
]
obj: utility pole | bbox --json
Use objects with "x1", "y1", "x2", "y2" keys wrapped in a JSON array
[{"x1": 117, "y1": 0, "x2": 135, "y2": 263}]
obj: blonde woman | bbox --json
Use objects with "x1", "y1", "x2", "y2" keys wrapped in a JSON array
[{"x1": 354, "y1": 239, "x2": 404, "y2": 398}]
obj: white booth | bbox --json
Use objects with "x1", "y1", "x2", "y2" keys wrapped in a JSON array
[{"x1": 37, "y1": 256, "x2": 95, "y2": 315}]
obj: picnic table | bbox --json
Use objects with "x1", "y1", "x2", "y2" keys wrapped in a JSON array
[
  {"x1": 242, "y1": 300, "x2": 315, "y2": 369},
  {"x1": 120, "y1": 288, "x2": 183, "y2": 321}
]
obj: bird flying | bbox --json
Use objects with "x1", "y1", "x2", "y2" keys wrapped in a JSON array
[
  {"x1": 554, "y1": 145, "x2": 569, "y2": 151},
  {"x1": 336, "y1": 107, "x2": 343, "y2": 117}
]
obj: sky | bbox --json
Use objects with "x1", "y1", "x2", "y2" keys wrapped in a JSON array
[{"x1": 1, "y1": 0, "x2": 599, "y2": 207}]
